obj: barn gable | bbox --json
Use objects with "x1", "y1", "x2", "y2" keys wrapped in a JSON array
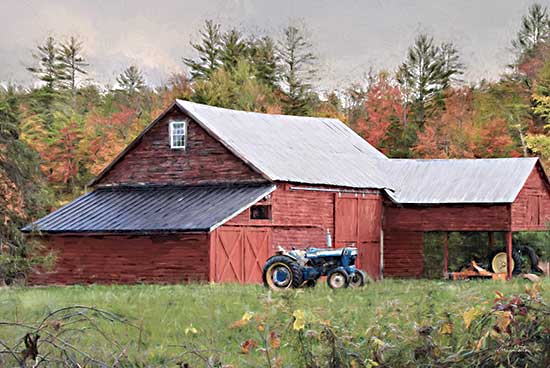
[
  {"x1": 511, "y1": 161, "x2": 550, "y2": 231},
  {"x1": 94, "y1": 105, "x2": 267, "y2": 187}
]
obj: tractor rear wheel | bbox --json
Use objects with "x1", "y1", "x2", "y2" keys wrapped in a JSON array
[
  {"x1": 263, "y1": 255, "x2": 303, "y2": 290},
  {"x1": 327, "y1": 268, "x2": 349, "y2": 289},
  {"x1": 349, "y1": 270, "x2": 367, "y2": 288},
  {"x1": 490, "y1": 250, "x2": 521, "y2": 274}
]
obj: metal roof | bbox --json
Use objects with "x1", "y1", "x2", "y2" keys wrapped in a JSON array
[
  {"x1": 175, "y1": 100, "x2": 391, "y2": 189},
  {"x1": 385, "y1": 158, "x2": 540, "y2": 204},
  {"x1": 22, "y1": 184, "x2": 275, "y2": 233}
]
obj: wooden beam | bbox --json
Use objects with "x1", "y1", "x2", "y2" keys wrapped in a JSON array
[
  {"x1": 488, "y1": 232, "x2": 495, "y2": 248},
  {"x1": 506, "y1": 231, "x2": 513, "y2": 280},
  {"x1": 443, "y1": 232, "x2": 449, "y2": 278}
]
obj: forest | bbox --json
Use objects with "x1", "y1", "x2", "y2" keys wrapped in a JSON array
[{"x1": 1, "y1": 3, "x2": 550, "y2": 275}]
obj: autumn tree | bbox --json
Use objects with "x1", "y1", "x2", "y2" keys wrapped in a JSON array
[
  {"x1": 356, "y1": 73, "x2": 404, "y2": 153},
  {"x1": 397, "y1": 34, "x2": 464, "y2": 127},
  {"x1": 184, "y1": 20, "x2": 223, "y2": 79},
  {"x1": 277, "y1": 24, "x2": 317, "y2": 115}
]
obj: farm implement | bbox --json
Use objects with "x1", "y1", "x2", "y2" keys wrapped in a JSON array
[{"x1": 262, "y1": 246, "x2": 367, "y2": 290}]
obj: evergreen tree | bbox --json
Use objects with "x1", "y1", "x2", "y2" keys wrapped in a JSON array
[
  {"x1": 512, "y1": 3, "x2": 550, "y2": 57},
  {"x1": 27, "y1": 36, "x2": 66, "y2": 90},
  {"x1": 277, "y1": 25, "x2": 317, "y2": 115},
  {"x1": 220, "y1": 28, "x2": 248, "y2": 72},
  {"x1": 183, "y1": 20, "x2": 223, "y2": 79},
  {"x1": 397, "y1": 34, "x2": 463, "y2": 127},
  {"x1": 248, "y1": 36, "x2": 279, "y2": 89},
  {"x1": 58, "y1": 36, "x2": 89, "y2": 93},
  {"x1": 116, "y1": 65, "x2": 146, "y2": 94}
]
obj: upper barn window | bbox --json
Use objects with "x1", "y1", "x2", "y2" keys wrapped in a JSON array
[{"x1": 169, "y1": 121, "x2": 187, "y2": 149}]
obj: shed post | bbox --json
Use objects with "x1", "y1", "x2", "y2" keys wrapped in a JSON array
[
  {"x1": 442, "y1": 232, "x2": 449, "y2": 278},
  {"x1": 488, "y1": 232, "x2": 494, "y2": 248},
  {"x1": 505, "y1": 231, "x2": 513, "y2": 280}
]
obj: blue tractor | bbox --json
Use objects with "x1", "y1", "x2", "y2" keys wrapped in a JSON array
[{"x1": 262, "y1": 246, "x2": 367, "y2": 290}]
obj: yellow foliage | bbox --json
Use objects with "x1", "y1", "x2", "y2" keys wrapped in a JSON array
[
  {"x1": 292, "y1": 310, "x2": 306, "y2": 331},
  {"x1": 463, "y1": 307, "x2": 483, "y2": 329},
  {"x1": 439, "y1": 322, "x2": 453, "y2": 335},
  {"x1": 494, "y1": 311, "x2": 512, "y2": 333}
]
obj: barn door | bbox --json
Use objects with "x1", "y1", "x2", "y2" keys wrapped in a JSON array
[
  {"x1": 214, "y1": 227, "x2": 272, "y2": 283},
  {"x1": 335, "y1": 194, "x2": 381, "y2": 279},
  {"x1": 527, "y1": 195, "x2": 542, "y2": 226}
]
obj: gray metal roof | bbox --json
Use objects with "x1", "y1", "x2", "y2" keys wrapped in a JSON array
[
  {"x1": 176, "y1": 100, "x2": 391, "y2": 189},
  {"x1": 385, "y1": 158, "x2": 539, "y2": 204},
  {"x1": 22, "y1": 184, "x2": 275, "y2": 233}
]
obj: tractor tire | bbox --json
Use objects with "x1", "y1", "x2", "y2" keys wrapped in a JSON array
[
  {"x1": 303, "y1": 279, "x2": 317, "y2": 288},
  {"x1": 349, "y1": 269, "x2": 367, "y2": 288},
  {"x1": 327, "y1": 268, "x2": 349, "y2": 289},
  {"x1": 490, "y1": 249, "x2": 521, "y2": 274},
  {"x1": 263, "y1": 255, "x2": 303, "y2": 290}
]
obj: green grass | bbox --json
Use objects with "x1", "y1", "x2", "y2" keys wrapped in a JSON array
[{"x1": 1, "y1": 278, "x2": 549, "y2": 366}]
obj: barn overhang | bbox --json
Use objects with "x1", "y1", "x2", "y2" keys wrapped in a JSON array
[{"x1": 22, "y1": 184, "x2": 275, "y2": 234}]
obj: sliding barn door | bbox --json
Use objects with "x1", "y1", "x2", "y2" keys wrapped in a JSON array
[{"x1": 335, "y1": 194, "x2": 382, "y2": 279}]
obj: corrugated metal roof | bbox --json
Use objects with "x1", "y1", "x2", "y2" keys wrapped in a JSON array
[
  {"x1": 176, "y1": 100, "x2": 391, "y2": 189},
  {"x1": 385, "y1": 158, "x2": 539, "y2": 204},
  {"x1": 22, "y1": 184, "x2": 275, "y2": 233}
]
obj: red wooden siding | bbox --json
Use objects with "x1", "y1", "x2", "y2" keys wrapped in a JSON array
[
  {"x1": 97, "y1": 108, "x2": 265, "y2": 186},
  {"x1": 335, "y1": 194, "x2": 382, "y2": 278},
  {"x1": 383, "y1": 231, "x2": 424, "y2": 277},
  {"x1": 511, "y1": 165, "x2": 550, "y2": 231},
  {"x1": 384, "y1": 203, "x2": 511, "y2": 232},
  {"x1": 210, "y1": 227, "x2": 272, "y2": 283},
  {"x1": 30, "y1": 234, "x2": 210, "y2": 285}
]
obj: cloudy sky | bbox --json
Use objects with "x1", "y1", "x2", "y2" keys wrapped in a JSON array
[{"x1": 0, "y1": 0, "x2": 544, "y2": 91}]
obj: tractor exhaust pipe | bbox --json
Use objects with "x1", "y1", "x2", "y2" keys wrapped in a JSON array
[{"x1": 326, "y1": 229, "x2": 332, "y2": 248}]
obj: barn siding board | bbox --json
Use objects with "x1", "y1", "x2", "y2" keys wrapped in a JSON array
[
  {"x1": 383, "y1": 204, "x2": 511, "y2": 232},
  {"x1": 97, "y1": 109, "x2": 265, "y2": 186},
  {"x1": 383, "y1": 231, "x2": 424, "y2": 277},
  {"x1": 30, "y1": 234, "x2": 210, "y2": 285},
  {"x1": 511, "y1": 166, "x2": 550, "y2": 231}
]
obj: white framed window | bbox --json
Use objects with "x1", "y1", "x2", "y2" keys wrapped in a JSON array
[{"x1": 169, "y1": 121, "x2": 187, "y2": 149}]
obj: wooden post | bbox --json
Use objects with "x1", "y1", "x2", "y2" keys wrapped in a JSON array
[
  {"x1": 488, "y1": 232, "x2": 494, "y2": 248},
  {"x1": 506, "y1": 231, "x2": 513, "y2": 280},
  {"x1": 443, "y1": 232, "x2": 449, "y2": 278}
]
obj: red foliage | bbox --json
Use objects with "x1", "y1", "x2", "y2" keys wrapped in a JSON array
[
  {"x1": 356, "y1": 74, "x2": 404, "y2": 152},
  {"x1": 42, "y1": 121, "x2": 82, "y2": 184}
]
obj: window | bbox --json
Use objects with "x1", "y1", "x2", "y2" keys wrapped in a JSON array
[
  {"x1": 170, "y1": 121, "x2": 187, "y2": 149},
  {"x1": 250, "y1": 205, "x2": 272, "y2": 220}
]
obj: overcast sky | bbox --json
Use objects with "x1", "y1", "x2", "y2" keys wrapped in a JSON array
[{"x1": 0, "y1": 0, "x2": 546, "y2": 91}]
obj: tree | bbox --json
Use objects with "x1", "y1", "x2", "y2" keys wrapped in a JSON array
[
  {"x1": 27, "y1": 37, "x2": 66, "y2": 89},
  {"x1": 512, "y1": 3, "x2": 550, "y2": 57},
  {"x1": 277, "y1": 24, "x2": 317, "y2": 115},
  {"x1": 220, "y1": 28, "x2": 248, "y2": 72},
  {"x1": 397, "y1": 34, "x2": 464, "y2": 127},
  {"x1": 183, "y1": 20, "x2": 223, "y2": 80},
  {"x1": 248, "y1": 36, "x2": 279, "y2": 89},
  {"x1": 58, "y1": 36, "x2": 88, "y2": 94},
  {"x1": 116, "y1": 66, "x2": 146, "y2": 94},
  {"x1": 356, "y1": 73, "x2": 404, "y2": 152}
]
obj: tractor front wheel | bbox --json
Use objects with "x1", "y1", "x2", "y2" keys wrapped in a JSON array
[
  {"x1": 263, "y1": 256, "x2": 303, "y2": 290},
  {"x1": 349, "y1": 270, "x2": 367, "y2": 288},
  {"x1": 327, "y1": 268, "x2": 349, "y2": 289}
]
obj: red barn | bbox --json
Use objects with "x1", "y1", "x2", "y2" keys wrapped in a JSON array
[{"x1": 23, "y1": 100, "x2": 550, "y2": 284}]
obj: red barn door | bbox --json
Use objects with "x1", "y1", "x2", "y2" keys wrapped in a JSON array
[
  {"x1": 213, "y1": 227, "x2": 272, "y2": 283},
  {"x1": 335, "y1": 194, "x2": 382, "y2": 279}
]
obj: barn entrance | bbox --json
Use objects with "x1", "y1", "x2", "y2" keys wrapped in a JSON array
[
  {"x1": 334, "y1": 193, "x2": 382, "y2": 279},
  {"x1": 212, "y1": 227, "x2": 272, "y2": 283}
]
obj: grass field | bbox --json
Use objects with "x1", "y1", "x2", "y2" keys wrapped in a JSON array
[{"x1": 1, "y1": 278, "x2": 549, "y2": 367}]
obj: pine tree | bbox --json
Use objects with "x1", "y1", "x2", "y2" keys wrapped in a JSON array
[
  {"x1": 220, "y1": 28, "x2": 248, "y2": 72},
  {"x1": 397, "y1": 34, "x2": 463, "y2": 127},
  {"x1": 512, "y1": 3, "x2": 550, "y2": 57},
  {"x1": 277, "y1": 25, "x2": 317, "y2": 115},
  {"x1": 183, "y1": 20, "x2": 223, "y2": 80},
  {"x1": 248, "y1": 36, "x2": 279, "y2": 89},
  {"x1": 116, "y1": 66, "x2": 146, "y2": 94},
  {"x1": 58, "y1": 36, "x2": 89, "y2": 93},
  {"x1": 27, "y1": 37, "x2": 66, "y2": 90}
]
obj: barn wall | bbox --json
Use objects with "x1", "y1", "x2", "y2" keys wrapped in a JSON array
[
  {"x1": 30, "y1": 233, "x2": 210, "y2": 285},
  {"x1": 511, "y1": 165, "x2": 550, "y2": 231},
  {"x1": 383, "y1": 231, "x2": 424, "y2": 278},
  {"x1": 97, "y1": 108, "x2": 265, "y2": 186},
  {"x1": 383, "y1": 203, "x2": 511, "y2": 232},
  {"x1": 225, "y1": 183, "x2": 384, "y2": 279}
]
